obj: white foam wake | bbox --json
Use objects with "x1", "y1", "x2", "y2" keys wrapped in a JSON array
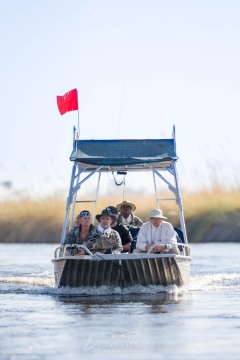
[
  {"x1": 1, "y1": 273, "x2": 239, "y2": 296},
  {"x1": 189, "y1": 273, "x2": 240, "y2": 291}
]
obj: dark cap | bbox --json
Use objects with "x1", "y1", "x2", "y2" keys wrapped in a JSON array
[
  {"x1": 96, "y1": 209, "x2": 115, "y2": 222},
  {"x1": 106, "y1": 206, "x2": 118, "y2": 215}
]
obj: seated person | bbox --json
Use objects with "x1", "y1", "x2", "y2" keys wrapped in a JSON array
[
  {"x1": 106, "y1": 206, "x2": 133, "y2": 252},
  {"x1": 116, "y1": 200, "x2": 143, "y2": 227},
  {"x1": 134, "y1": 209, "x2": 179, "y2": 255},
  {"x1": 64, "y1": 210, "x2": 100, "y2": 255},
  {"x1": 94, "y1": 209, "x2": 123, "y2": 254}
]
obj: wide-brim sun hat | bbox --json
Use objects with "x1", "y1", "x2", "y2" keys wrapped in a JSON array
[
  {"x1": 96, "y1": 209, "x2": 116, "y2": 222},
  {"x1": 116, "y1": 200, "x2": 136, "y2": 212},
  {"x1": 149, "y1": 209, "x2": 167, "y2": 219}
]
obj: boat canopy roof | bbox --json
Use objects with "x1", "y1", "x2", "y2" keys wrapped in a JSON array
[{"x1": 70, "y1": 139, "x2": 178, "y2": 171}]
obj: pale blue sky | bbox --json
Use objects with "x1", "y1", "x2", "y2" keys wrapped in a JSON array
[{"x1": 0, "y1": 0, "x2": 239, "y2": 198}]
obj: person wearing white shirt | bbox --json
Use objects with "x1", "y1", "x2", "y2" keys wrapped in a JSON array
[{"x1": 134, "y1": 209, "x2": 179, "y2": 254}]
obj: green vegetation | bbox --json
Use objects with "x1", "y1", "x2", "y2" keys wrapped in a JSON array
[{"x1": 0, "y1": 187, "x2": 240, "y2": 243}]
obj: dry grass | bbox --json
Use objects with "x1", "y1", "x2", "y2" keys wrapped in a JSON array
[
  {"x1": 181, "y1": 187, "x2": 240, "y2": 242},
  {"x1": 182, "y1": 187, "x2": 240, "y2": 217},
  {"x1": 0, "y1": 196, "x2": 65, "y2": 243},
  {"x1": 0, "y1": 187, "x2": 240, "y2": 243}
]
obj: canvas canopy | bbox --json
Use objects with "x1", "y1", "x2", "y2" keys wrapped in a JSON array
[{"x1": 70, "y1": 139, "x2": 177, "y2": 170}]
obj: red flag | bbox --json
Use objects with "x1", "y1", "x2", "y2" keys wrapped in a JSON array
[{"x1": 56, "y1": 88, "x2": 78, "y2": 115}]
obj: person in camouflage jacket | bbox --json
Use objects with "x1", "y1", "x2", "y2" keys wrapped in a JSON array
[
  {"x1": 64, "y1": 210, "x2": 122, "y2": 255},
  {"x1": 95, "y1": 209, "x2": 123, "y2": 254}
]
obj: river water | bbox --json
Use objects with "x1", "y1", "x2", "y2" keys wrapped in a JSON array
[{"x1": 0, "y1": 243, "x2": 240, "y2": 360}]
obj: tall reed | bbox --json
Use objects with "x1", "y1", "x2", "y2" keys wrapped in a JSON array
[{"x1": 0, "y1": 187, "x2": 239, "y2": 243}]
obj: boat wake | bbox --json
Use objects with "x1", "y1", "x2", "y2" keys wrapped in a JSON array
[
  {"x1": 0, "y1": 271, "x2": 54, "y2": 295},
  {"x1": 190, "y1": 273, "x2": 240, "y2": 291},
  {"x1": 0, "y1": 272, "x2": 239, "y2": 296},
  {"x1": 0, "y1": 274, "x2": 184, "y2": 295}
]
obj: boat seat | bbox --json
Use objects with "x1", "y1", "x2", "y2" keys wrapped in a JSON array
[
  {"x1": 128, "y1": 226, "x2": 140, "y2": 253},
  {"x1": 174, "y1": 227, "x2": 184, "y2": 252}
]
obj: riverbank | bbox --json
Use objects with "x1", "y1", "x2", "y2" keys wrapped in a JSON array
[{"x1": 0, "y1": 189, "x2": 239, "y2": 243}]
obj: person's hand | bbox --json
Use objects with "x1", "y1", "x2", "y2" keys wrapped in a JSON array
[
  {"x1": 152, "y1": 244, "x2": 166, "y2": 253},
  {"x1": 145, "y1": 243, "x2": 166, "y2": 253},
  {"x1": 145, "y1": 242, "x2": 156, "y2": 252},
  {"x1": 75, "y1": 248, "x2": 86, "y2": 256}
]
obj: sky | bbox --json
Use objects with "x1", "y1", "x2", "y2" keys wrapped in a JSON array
[{"x1": 0, "y1": 0, "x2": 240, "y2": 199}]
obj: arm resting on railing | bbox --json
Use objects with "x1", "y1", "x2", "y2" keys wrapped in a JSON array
[{"x1": 54, "y1": 244, "x2": 94, "y2": 258}]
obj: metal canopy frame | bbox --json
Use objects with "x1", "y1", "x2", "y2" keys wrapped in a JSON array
[{"x1": 60, "y1": 126, "x2": 188, "y2": 246}]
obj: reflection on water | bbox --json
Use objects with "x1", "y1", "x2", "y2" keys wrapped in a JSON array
[{"x1": 55, "y1": 292, "x2": 192, "y2": 315}]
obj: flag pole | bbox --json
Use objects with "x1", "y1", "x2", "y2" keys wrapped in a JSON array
[
  {"x1": 76, "y1": 88, "x2": 80, "y2": 139},
  {"x1": 73, "y1": 126, "x2": 76, "y2": 146},
  {"x1": 77, "y1": 108, "x2": 80, "y2": 139}
]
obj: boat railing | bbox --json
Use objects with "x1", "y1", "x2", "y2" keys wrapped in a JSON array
[
  {"x1": 54, "y1": 242, "x2": 190, "y2": 258},
  {"x1": 147, "y1": 242, "x2": 190, "y2": 256},
  {"x1": 54, "y1": 244, "x2": 95, "y2": 258}
]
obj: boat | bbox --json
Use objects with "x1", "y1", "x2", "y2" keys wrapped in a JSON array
[{"x1": 52, "y1": 126, "x2": 192, "y2": 289}]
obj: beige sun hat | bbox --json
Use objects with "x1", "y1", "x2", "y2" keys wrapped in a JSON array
[
  {"x1": 149, "y1": 209, "x2": 167, "y2": 219},
  {"x1": 116, "y1": 200, "x2": 136, "y2": 212}
]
